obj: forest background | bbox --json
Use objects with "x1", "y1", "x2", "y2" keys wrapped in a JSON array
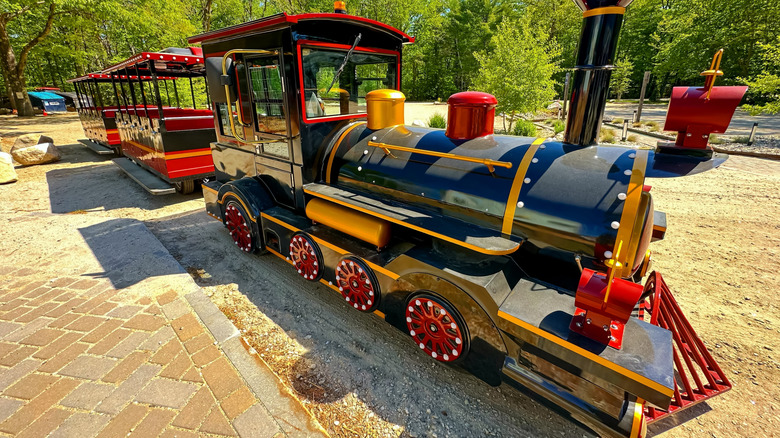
[{"x1": 1, "y1": 0, "x2": 779, "y2": 116}]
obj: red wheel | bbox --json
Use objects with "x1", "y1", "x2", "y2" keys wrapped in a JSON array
[
  {"x1": 335, "y1": 257, "x2": 379, "y2": 312},
  {"x1": 405, "y1": 294, "x2": 467, "y2": 362},
  {"x1": 289, "y1": 234, "x2": 322, "y2": 281},
  {"x1": 224, "y1": 200, "x2": 254, "y2": 253}
]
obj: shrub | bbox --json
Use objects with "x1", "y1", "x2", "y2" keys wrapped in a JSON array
[
  {"x1": 644, "y1": 120, "x2": 659, "y2": 128},
  {"x1": 428, "y1": 113, "x2": 447, "y2": 129},
  {"x1": 632, "y1": 122, "x2": 642, "y2": 128},
  {"x1": 627, "y1": 134, "x2": 638, "y2": 142},
  {"x1": 600, "y1": 128, "x2": 616, "y2": 143},
  {"x1": 512, "y1": 119, "x2": 537, "y2": 137},
  {"x1": 552, "y1": 120, "x2": 565, "y2": 134},
  {"x1": 648, "y1": 125, "x2": 660, "y2": 132},
  {"x1": 612, "y1": 117, "x2": 624, "y2": 124},
  {"x1": 733, "y1": 136, "x2": 750, "y2": 144},
  {"x1": 544, "y1": 118, "x2": 555, "y2": 125},
  {"x1": 709, "y1": 134, "x2": 724, "y2": 144}
]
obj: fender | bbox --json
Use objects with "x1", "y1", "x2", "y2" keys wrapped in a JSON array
[
  {"x1": 385, "y1": 271, "x2": 508, "y2": 386},
  {"x1": 218, "y1": 177, "x2": 276, "y2": 249}
]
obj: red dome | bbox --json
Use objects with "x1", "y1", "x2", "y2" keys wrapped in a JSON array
[
  {"x1": 445, "y1": 92, "x2": 497, "y2": 140},
  {"x1": 447, "y1": 91, "x2": 498, "y2": 107}
]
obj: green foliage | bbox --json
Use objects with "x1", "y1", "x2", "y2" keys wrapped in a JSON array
[
  {"x1": 512, "y1": 119, "x2": 536, "y2": 137},
  {"x1": 552, "y1": 120, "x2": 565, "y2": 134},
  {"x1": 709, "y1": 134, "x2": 724, "y2": 144},
  {"x1": 741, "y1": 37, "x2": 780, "y2": 115},
  {"x1": 610, "y1": 58, "x2": 634, "y2": 100},
  {"x1": 472, "y1": 17, "x2": 560, "y2": 132},
  {"x1": 427, "y1": 112, "x2": 446, "y2": 128}
]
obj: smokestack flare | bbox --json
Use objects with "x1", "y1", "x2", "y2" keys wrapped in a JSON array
[{"x1": 564, "y1": 0, "x2": 633, "y2": 146}]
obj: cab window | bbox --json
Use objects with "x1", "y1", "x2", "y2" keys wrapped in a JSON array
[
  {"x1": 246, "y1": 57, "x2": 287, "y2": 136},
  {"x1": 300, "y1": 48, "x2": 397, "y2": 118}
]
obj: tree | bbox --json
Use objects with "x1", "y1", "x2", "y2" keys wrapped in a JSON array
[
  {"x1": 610, "y1": 58, "x2": 634, "y2": 100},
  {"x1": 741, "y1": 37, "x2": 780, "y2": 115},
  {"x1": 0, "y1": 1, "x2": 59, "y2": 116},
  {"x1": 472, "y1": 18, "x2": 560, "y2": 132}
]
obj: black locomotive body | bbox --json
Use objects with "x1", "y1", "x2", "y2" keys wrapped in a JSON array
[{"x1": 190, "y1": 3, "x2": 736, "y2": 436}]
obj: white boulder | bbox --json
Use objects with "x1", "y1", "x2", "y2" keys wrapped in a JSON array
[
  {"x1": 0, "y1": 152, "x2": 17, "y2": 184},
  {"x1": 11, "y1": 141, "x2": 61, "y2": 166}
]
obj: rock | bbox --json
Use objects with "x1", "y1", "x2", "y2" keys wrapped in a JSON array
[
  {"x1": 412, "y1": 119, "x2": 426, "y2": 127},
  {"x1": 11, "y1": 133, "x2": 53, "y2": 151},
  {"x1": 11, "y1": 142, "x2": 61, "y2": 166},
  {"x1": 0, "y1": 152, "x2": 17, "y2": 184}
]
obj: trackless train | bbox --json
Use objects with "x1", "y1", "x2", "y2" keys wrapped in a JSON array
[{"x1": 68, "y1": 0, "x2": 744, "y2": 435}]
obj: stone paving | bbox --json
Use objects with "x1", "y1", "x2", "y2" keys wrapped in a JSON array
[
  {"x1": 0, "y1": 270, "x2": 263, "y2": 437},
  {"x1": 0, "y1": 214, "x2": 326, "y2": 438}
]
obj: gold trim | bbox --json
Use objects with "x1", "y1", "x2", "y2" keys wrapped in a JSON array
[
  {"x1": 202, "y1": 184, "x2": 219, "y2": 195},
  {"x1": 629, "y1": 398, "x2": 646, "y2": 438},
  {"x1": 502, "y1": 138, "x2": 545, "y2": 235},
  {"x1": 583, "y1": 6, "x2": 626, "y2": 17},
  {"x1": 267, "y1": 247, "x2": 293, "y2": 265},
  {"x1": 165, "y1": 150, "x2": 213, "y2": 160},
  {"x1": 614, "y1": 150, "x2": 649, "y2": 276},
  {"x1": 260, "y1": 212, "x2": 401, "y2": 280},
  {"x1": 219, "y1": 193, "x2": 257, "y2": 223},
  {"x1": 368, "y1": 141, "x2": 512, "y2": 173},
  {"x1": 497, "y1": 310, "x2": 673, "y2": 398},
  {"x1": 325, "y1": 122, "x2": 365, "y2": 184},
  {"x1": 125, "y1": 139, "x2": 157, "y2": 156}
]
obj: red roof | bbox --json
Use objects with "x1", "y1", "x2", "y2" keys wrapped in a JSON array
[
  {"x1": 102, "y1": 47, "x2": 204, "y2": 74},
  {"x1": 68, "y1": 73, "x2": 179, "y2": 83},
  {"x1": 188, "y1": 12, "x2": 413, "y2": 44}
]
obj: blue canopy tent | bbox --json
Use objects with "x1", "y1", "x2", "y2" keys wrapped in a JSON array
[{"x1": 28, "y1": 91, "x2": 67, "y2": 113}]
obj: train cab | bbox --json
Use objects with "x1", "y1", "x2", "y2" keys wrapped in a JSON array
[{"x1": 190, "y1": 11, "x2": 412, "y2": 208}]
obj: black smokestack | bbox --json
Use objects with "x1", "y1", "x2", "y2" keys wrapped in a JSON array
[{"x1": 564, "y1": 0, "x2": 632, "y2": 146}]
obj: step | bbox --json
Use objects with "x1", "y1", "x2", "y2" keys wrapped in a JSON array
[
  {"x1": 78, "y1": 138, "x2": 115, "y2": 155},
  {"x1": 112, "y1": 157, "x2": 176, "y2": 195}
]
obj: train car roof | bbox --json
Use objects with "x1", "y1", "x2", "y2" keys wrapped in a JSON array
[
  {"x1": 188, "y1": 12, "x2": 414, "y2": 45},
  {"x1": 101, "y1": 47, "x2": 205, "y2": 77},
  {"x1": 68, "y1": 73, "x2": 179, "y2": 83}
]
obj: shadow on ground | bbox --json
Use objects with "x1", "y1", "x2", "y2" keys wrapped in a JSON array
[
  {"x1": 46, "y1": 144, "x2": 201, "y2": 214},
  {"x1": 146, "y1": 209, "x2": 587, "y2": 438},
  {"x1": 78, "y1": 217, "x2": 189, "y2": 289}
]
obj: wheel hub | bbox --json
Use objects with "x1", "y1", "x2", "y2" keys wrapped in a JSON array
[
  {"x1": 335, "y1": 259, "x2": 377, "y2": 312},
  {"x1": 290, "y1": 235, "x2": 319, "y2": 280},
  {"x1": 225, "y1": 204, "x2": 252, "y2": 252},
  {"x1": 405, "y1": 297, "x2": 464, "y2": 362}
]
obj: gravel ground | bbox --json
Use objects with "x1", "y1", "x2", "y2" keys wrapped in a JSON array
[{"x1": 1, "y1": 113, "x2": 778, "y2": 438}]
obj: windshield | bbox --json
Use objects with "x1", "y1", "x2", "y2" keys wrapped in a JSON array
[{"x1": 300, "y1": 47, "x2": 397, "y2": 119}]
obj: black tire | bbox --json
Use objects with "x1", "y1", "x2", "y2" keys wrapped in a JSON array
[{"x1": 174, "y1": 179, "x2": 195, "y2": 194}]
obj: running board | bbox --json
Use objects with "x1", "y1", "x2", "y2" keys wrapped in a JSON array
[
  {"x1": 640, "y1": 271, "x2": 731, "y2": 422},
  {"x1": 78, "y1": 139, "x2": 115, "y2": 155},
  {"x1": 112, "y1": 157, "x2": 176, "y2": 195}
]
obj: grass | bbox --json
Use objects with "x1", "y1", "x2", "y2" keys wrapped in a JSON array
[
  {"x1": 709, "y1": 134, "x2": 725, "y2": 144},
  {"x1": 733, "y1": 136, "x2": 750, "y2": 144},
  {"x1": 643, "y1": 120, "x2": 659, "y2": 128},
  {"x1": 428, "y1": 113, "x2": 447, "y2": 129},
  {"x1": 627, "y1": 134, "x2": 638, "y2": 142},
  {"x1": 612, "y1": 117, "x2": 624, "y2": 124},
  {"x1": 512, "y1": 119, "x2": 537, "y2": 137},
  {"x1": 552, "y1": 120, "x2": 565, "y2": 134},
  {"x1": 600, "y1": 128, "x2": 616, "y2": 144}
]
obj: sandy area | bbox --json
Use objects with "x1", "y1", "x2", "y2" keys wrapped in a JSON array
[{"x1": 1, "y1": 113, "x2": 778, "y2": 437}]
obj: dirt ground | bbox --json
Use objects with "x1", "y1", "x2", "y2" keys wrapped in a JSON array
[{"x1": 1, "y1": 113, "x2": 778, "y2": 438}]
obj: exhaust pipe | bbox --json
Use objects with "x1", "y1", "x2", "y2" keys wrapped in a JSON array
[{"x1": 564, "y1": 0, "x2": 633, "y2": 146}]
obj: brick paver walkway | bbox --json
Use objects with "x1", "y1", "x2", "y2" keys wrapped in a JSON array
[{"x1": 0, "y1": 269, "x2": 271, "y2": 437}]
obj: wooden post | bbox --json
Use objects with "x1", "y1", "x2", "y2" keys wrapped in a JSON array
[
  {"x1": 636, "y1": 71, "x2": 650, "y2": 122},
  {"x1": 748, "y1": 122, "x2": 758, "y2": 146},
  {"x1": 562, "y1": 72, "x2": 571, "y2": 119}
]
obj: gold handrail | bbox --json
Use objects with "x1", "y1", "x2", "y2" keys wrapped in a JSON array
[
  {"x1": 700, "y1": 48, "x2": 724, "y2": 100},
  {"x1": 221, "y1": 49, "x2": 278, "y2": 144},
  {"x1": 367, "y1": 141, "x2": 512, "y2": 173}
]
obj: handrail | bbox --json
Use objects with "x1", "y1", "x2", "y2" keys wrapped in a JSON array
[
  {"x1": 367, "y1": 141, "x2": 513, "y2": 173},
  {"x1": 221, "y1": 49, "x2": 278, "y2": 144}
]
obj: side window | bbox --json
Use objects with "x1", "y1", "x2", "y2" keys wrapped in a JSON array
[
  {"x1": 247, "y1": 57, "x2": 287, "y2": 136},
  {"x1": 217, "y1": 103, "x2": 239, "y2": 137}
]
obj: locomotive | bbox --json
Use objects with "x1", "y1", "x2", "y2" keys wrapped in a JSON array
[{"x1": 190, "y1": 1, "x2": 741, "y2": 436}]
